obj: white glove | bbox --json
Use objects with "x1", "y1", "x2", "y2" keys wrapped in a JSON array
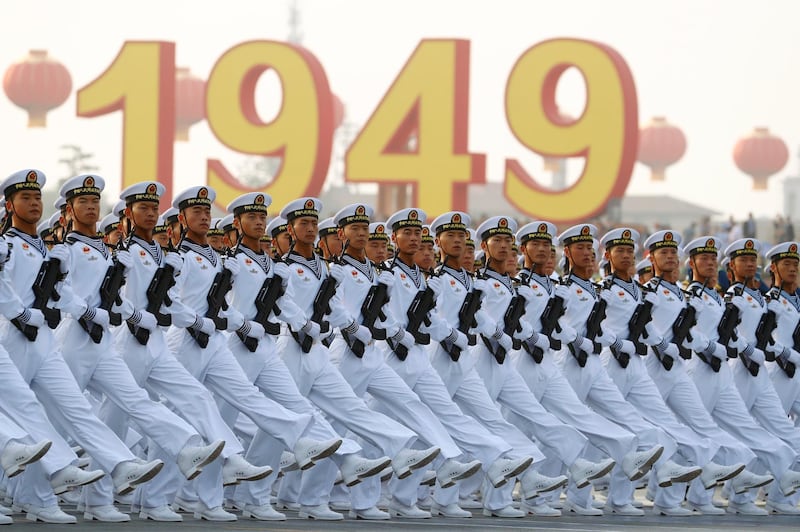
[
  {"x1": 164, "y1": 252, "x2": 183, "y2": 273},
  {"x1": 329, "y1": 264, "x2": 346, "y2": 284},
  {"x1": 641, "y1": 321, "x2": 663, "y2": 347},
  {"x1": 683, "y1": 328, "x2": 709, "y2": 352},
  {"x1": 273, "y1": 262, "x2": 290, "y2": 287},
  {"x1": 420, "y1": 317, "x2": 451, "y2": 343},
  {"x1": 708, "y1": 341, "x2": 728, "y2": 361},
  {"x1": 729, "y1": 295, "x2": 748, "y2": 313},
  {"x1": 451, "y1": 329, "x2": 469, "y2": 350},
  {"x1": 129, "y1": 309, "x2": 158, "y2": 332},
  {"x1": 116, "y1": 250, "x2": 133, "y2": 273},
  {"x1": 614, "y1": 339, "x2": 637, "y2": 356},
  {"x1": 472, "y1": 309, "x2": 498, "y2": 337},
  {"x1": 552, "y1": 323, "x2": 577, "y2": 344},
  {"x1": 554, "y1": 284, "x2": 570, "y2": 300},
  {"x1": 595, "y1": 328, "x2": 617, "y2": 347},
  {"x1": 239, "y1": 320, "x2": 265, "y2": 340},
  {"x1": 48, "y1": 244, "x2": 71, "y2": 273},
  {"x1": 749, "y1": 347, "x2": 766, "y2": 364},
  {"x1": 644, "y1": 291, "x2": 659, "y2": 306},
  {"x1": 512, "y1": 320, "x2": 533, "y2": 341},
  {"x1": 767, "y1": 299, "x2": 783, "y2": 314},
  {"x1": 517, "y1": 285, "x2": 535, "y2": 303},
  {"x1": 573, "y1": 336, "x2": 594, "y2": 354},
  {"x1": 377, "y1": 270, "x2": 394, "y2": 290},
  {"x1": 495, "y1": 332, "x2": 513, "y2": 353},
  {"x1": 524, "y1": 332, "x2": 551, "y2": 351},
  {"x1": 394, "y1": 330, "x2": 415, "y2": 351},
  {"x1": 659, "y1": 342, "x2": 680, "y2": 359},
  {"x1": 300, "y1": 320, "x2": 321, "y2": 340},
  {"x1": 728, "y1": 335, "x2": 748, "y2": 354},
  {"x1": 16, "y1": 308, "x2": 44, "y2": 328},
  {"x1": 353, "y1": 324, "x2": 372, "y2": 344},
  {"x1": 427, "y1": 276, "x2": 443, "y2": 297},
  {"x1": 86, "y1": 307, "x2": 110, "y2": 328},
  {"x1": 111, "y1": 296, "x2": 135, "y2": 321},
  {"x1": 224, "y1": 307, "x2": 245, "y2": 332},
  {"x1": 195, "y1": 316, "x2": 215, "y2": 336},
  {"x1": 326, "y1": 304, "x2": 352, "y2": 330},
  {"x1": 224, "y1": 257, "x2": 240, "y2": 277}
]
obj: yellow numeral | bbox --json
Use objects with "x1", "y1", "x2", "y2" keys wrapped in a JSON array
[
  {"x1": 346, "y1": 40, "x2": 485, "y2": 214},
  {"x1": 504, "y1": 39, "x2": 637, "y2": 222}
]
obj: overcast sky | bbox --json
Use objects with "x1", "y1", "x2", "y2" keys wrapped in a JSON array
[{"x1": 1, "y1": 0, "x2": 797, "y2": 220}]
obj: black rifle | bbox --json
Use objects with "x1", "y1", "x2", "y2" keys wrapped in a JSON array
[
  {"x1": 131, "y1": 232, "x2": 185, "y2": 345},
  {"x1": 79, "y1": 236, "x2": 130, "y2": 343},
  {"x1": 298, "y1": 275, "x2": 336, "y2": 353},
  {"x1": 529, "y1": 282, "x2": 567, "y2": 364},
  {"x1": 486, "y1": 292, "x2": 526, "y2": 364},
  {"x1": 755, "y1": 284, "x2": 780, "y2": 353},
  {"x1": 188, "y1": 237, "x2": 241, "y2": 348},
  {"x1": 627, "y1": 277, "x2": 662, "y2": 356},
  {"x1": 394, "y1": 286, "x2": 435, "y2": 361},
  {"x1": 569, "y1": 296, "x2": 606, "y2": 367},
  {"x1": 671, "y1": 279, "x2": 709, "y2": 364},
  {"x1": 713, "y1": 285, "x2": 744, "y2": 372},
  {"x1": 345, "y1": 271, "x2": 390, "y2": 358},
  {"x1": 445, "y1": 286, "x2": 482, "y2": 362},
  {"x1": 238, "y1": 272, "x2": 284, "y2": 352},
  {"x1": 11, "y1": 233, "x2": 64, "y2": 341}
]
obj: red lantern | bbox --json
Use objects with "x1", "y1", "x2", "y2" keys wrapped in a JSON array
[
  {"x1": 175, "y1": 67, "x2": 205, "y2": 141},
  {"x1": 637, "y1": 117, "x2": 686, "y2": 181},
  {"x1": 3, "y1": 50, "x2": 72, "y2": 128},
  {"x1": 332, "y1": 93, "x2": 345, "y2": 130},
  {"x1": 733, "y1": 127, "x2": 789, "y2": 190}
]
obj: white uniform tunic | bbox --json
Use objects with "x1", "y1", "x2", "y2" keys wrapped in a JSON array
[
  {"x1": 224, "y1": 245, "x2": 361, "y2": 508},
  {"x1": 686, "y1": 282, "x2": 797, "y2": 505},
  {"x1": 1, "y1": 228, "x2": 137, "y2": 474},
  {"x1": 554, "y1": 273, "x2": 677, "y2": 508}
]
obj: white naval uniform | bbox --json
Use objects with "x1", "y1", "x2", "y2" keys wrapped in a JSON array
[
  {"x1": 166, "y1": 239, "x2": 313, "y2": 456},
  {"x1": 0, "y1": 229, "x2": 138, "y2": 475},
  {"x1": 470, "y1": 269, "x2": 590, "y2": 472},
  {"x1": 378, "y1": 258, "x2": 511, "y2": 507},
  {"x1": 223, "y1": 245, "x2": 361, "y2": 509},
  {"x1": 729, "y1": 284, "x2": 800, "y2": 507},
  {"x1": 278, "y1": 250, "x2": 415, "y2": 510},
  {"x1": 553, "y1": 273, "x2": 677, "y2": 508},
  {"x1": 328, "y1": 254, "x2": 462, "y2": 507},
  {"x1": 512, "y1": 269, "x2": 638, "y2": 501},
  {"x1": 686, "y1": 282, "x2": 797, "y2": 505},
  {"x1": 102, "y1": 235, "x2": 244, "y2": 511},
  {"x1": 427, "y1": 265, "x2": 545, "y2": 512},
  {"x1": 53, "y1": 232, "x2": 203, "y2": 508},
  {"x1": 598, "y1": 277, "x2": 715, "y2": 466},
  {"x1": 645, "y1": 278, "x2": 755, "y2": 508},
  {"x1": 768, "y1": 288, "x2": 800, "y2": 420}
]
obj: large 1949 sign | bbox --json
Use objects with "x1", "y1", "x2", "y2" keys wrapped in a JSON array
[{"x1": 77, "y1": 38, "x2": 637, "y2": 222}]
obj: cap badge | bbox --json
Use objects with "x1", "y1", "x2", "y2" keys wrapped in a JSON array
[
  {"x1": 26, "y1": 170, "x2": 37, "y2": 183},
  {"x1": 376, "y1": 224, "x2": 384, "y2": 234},
  {"x1": 538, "y1": 222, "x2": 548, "y2": 233},
  {"x1": 355, "y1": 205, "x2": 366, "y2": 216},
  {"x1": 621, "y1": 229, "x2": 631, "y2": 239},
  {"x1": 255, "y1": 194, "x2": 265, "y2": 205},
  {"x1": 790, "y1": 244, "x2": 798, "y2": 253},
  {"x1": 498, "y1": 218, "x2": 508, "y2": 228},
  {"x1": 198, "y1": 187, "x2": 208, "y2": 199},
  {"x1": 409, "y1": 210, "x2": 418, "y2": 220},
  {"x1": 146, "y1": 183, "x2": 157, "y2": 194},
  {"x1": 304, "y1": 199, "x2": 314, "y2": 209},
  {"x1": 745, "y1": 239, "x2": 754, "y2": 249},
  {"x1": 706, "y1": 238, "x2": 715, "y2": 247},
  {"x1": 581, "y1": 225, "x2": 590, "y2": 235},
  {"x1": 452, "y1": 213, "x2": 461, "y2": 224},
  {"x1": 83, "y1": 176, "x2": 95, "y2": 187},
  {"x1": 664, "y1": 232, "x2": 673, "y2": 241}
]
